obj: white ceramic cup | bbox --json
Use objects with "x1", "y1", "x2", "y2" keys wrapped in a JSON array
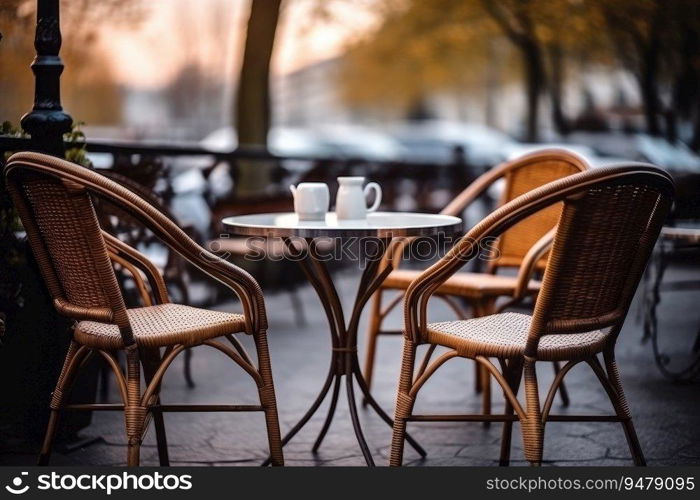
[
  {"x1": 335, "y1": 177, "x2": 382, "y2": 220},
  {"x1": 289, "y1": 182, "x2": 329, "y2": 221}
]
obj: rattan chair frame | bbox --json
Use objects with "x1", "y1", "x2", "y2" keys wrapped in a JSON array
[
  {"x1": 389, "y1": 164, "x2": 674, "y2": 466},
  {"x1": 363, "y1": 149, "x2": 590, "y2": 414},
  {"x1": 4, "y1": 152, "x2": 283, "y2": 466},
  {"x1": 97, "y1": 170, "x2": 197, "y2": 388}
]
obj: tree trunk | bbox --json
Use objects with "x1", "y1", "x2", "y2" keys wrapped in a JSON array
[
  {"x1": 638, "y1": 65, "x2": 662, "y2": 137},
  {"x1": 638, "y1": 14, "x2": 663, "y2": 137},
  {"x1": 691, "y1": 97, "x2": 700, "y2": 152},
  {"x1": 520, "y1": 40, "x2": 545, "y2": 142},
  {"x1": 671, "y1": 21, "x2": 700, "y2": 144},
  {"x1": 546, "y1": 43, "x2": 570, "y2": 136},
  {"x1": 234, "y1": 0, "x2": 282, "y2": 195}
]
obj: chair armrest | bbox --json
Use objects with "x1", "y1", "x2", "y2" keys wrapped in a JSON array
[
  {"x1": 98, "y1": 196, "x2": 266, "y2": 334},
  {"x1": 512, "y1": 227, "x2": 555, "y2": 300},
  {"x1": 102, "y1": 230, "x2": 170, "y2": 305},
  {"x1": 385, "y1": 161, "x2": 514, "y2": 272},
  {"x1": 403, "y1": 168, "x2": 585, "y2": 342},
  {"x1": 439, "y1": 160, "x2": 513, "y2": 217}
]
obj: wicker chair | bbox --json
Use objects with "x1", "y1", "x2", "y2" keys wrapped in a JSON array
[
  {"x1": 390, "y1": 164, "x2": 674, "y2": 466},
  {"x1": 4, "y1": 152, "x2": 283, "y2": 466},
  {"x1": 363, "y1": 149, "x2": 590, "y2": 415}
]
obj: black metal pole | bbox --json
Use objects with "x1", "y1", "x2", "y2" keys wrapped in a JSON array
[{"x1": 20, "y1": 0, "x2": 72, "y2": 157}]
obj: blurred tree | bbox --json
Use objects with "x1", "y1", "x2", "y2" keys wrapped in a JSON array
[
  {"x1": 0, "y1": 0, "x2": 144, "y2": 126},
  {"x1": 479, "y1": 0, "x2": 547, "y2": 141},
  {"x1": 341, "y1": 1, "x2": 501, "y2": 122},
  {"x1": 167, "y1": 0, "x2": 234, "y2": 135},
  {"x1": 341, "y1": 0, "x2": 596, "y2": 141},
  {"x1": 0, "y1": 1, "x2": 36, "y2": 124},
  {"x1": 594, "y1": 0, "x2": 667, "y2": 136},
  {"x1": 593, "y1": 0, "x2": 700, "y2": 142},
  {"x1": 341, "y1": 0, "x2": 700, "y2": 146},
  {"x1": 236, "y1": 0, "x2": 283, "y2": 149},
  {"x1": 163, "y1": 0, "x2": 232, "y2": 137},
  {"x1": 661, "y1": 0, "x2": 700, "y2": 147},
  {"x1": 234, "y1": 0, "x2": 283, "y2": 195}
]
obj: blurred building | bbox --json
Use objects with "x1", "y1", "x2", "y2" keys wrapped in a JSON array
[
  {"x1": 273, "y1": 57, "x2": 353, "y2": 126},
  {"x1": 272, "y1": 55, "x2": 643, "y2": 138}
]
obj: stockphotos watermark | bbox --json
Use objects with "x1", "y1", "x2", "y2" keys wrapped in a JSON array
[
  {"x1": 3, "y1": 470, "x2": 192, "y2": 496},
  {"x1": 207, "y1": 234, "x2": 501, "y2": 268}
]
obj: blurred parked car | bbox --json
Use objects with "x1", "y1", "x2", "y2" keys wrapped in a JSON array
[
  {"x1": 389, "y1": 120, "x2": 516, "y2": 167},
  {"x1": 567, "y1": 132, "x2": 700, "y2": 173},
  {"x1": 502, "y1": 143, "x2": 616, "y2": 167},
  {"x1": 201, "y1": 126, "x2": 337, "y2": 159},
  {"x1": 313, "y1": 124, "x2": 405, "y2": 161},
  {"x1": 201, "y1": 125, "x2": 405, "y2": 162}
]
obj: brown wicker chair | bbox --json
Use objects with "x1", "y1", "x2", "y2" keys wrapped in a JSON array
[
  {"x1": 363, "y1": 149, "x2": 590, "y2": 415},
  {"x1": 390, "y1": 164, "x2": 674, "y2": 466},
  {"x1": 4, "y1": 152, "x2": 283, "y2": 466}
]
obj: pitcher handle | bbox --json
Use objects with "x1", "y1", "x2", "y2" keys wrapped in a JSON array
[
  {"x1": 364, "y1": 182, "x2": 382, "y2": 212},
  {"x1": 289, "y1": 184, "x2": 297, "y2": 198}
]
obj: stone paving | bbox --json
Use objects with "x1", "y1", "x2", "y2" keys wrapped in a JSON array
[{"x1": 2, "y1": 264, "x2": 699, "y2": 467}]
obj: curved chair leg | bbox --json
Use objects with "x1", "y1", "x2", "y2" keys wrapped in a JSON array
[
  {"x1": 473, "y1": 301, "x2": 484, "y2": 395},
  {"x1": 390, "y1": 339, "x2": 417, "y2": 467},
  {"x1": 482, "y1": 365, "x2": 492, "y2": 427},
  {"x1": 602, "y1": 350, "x2": 646, "y2": 465},
  {"x1": 474, "y1": 364, "x2": 482, "y2": 393},
  {"x1": 169, "y1": 275, "x2": 195, "y2": 389},
  {"x1": 255, "y1": 331, "x2": 284, "y2": 466},
  {"x1": 124, "y1": 347, "x2": 146, "y2": 467},
  {"x1": 183, "y1": 348, "x2": 195, "y2": 388},
  {"x1": 552, "y1": 361, "x2": 570, "y2": 407},
  {"x1": 521, "y1": 359, "x2": 543, "y2": 466},
  {"x1": 362, "y1": 288, "x2": 383, "y2": 405},
  {"x1": 499, "y1": 358, "x2": 523, "y2": 466},
  {"x1": 473, "y1": 299, "x2": 494, "y2": 426},
  {"x1": 140, "y1": 346, "x2": 169, "y2": 466},
  {"x1": 38, "y1": 342, "x2": 90, "y2": 465}
]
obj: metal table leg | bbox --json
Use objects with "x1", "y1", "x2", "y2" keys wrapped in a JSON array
[{"x1": 264, "y1": 237, "x2": 426, "y2": 466}]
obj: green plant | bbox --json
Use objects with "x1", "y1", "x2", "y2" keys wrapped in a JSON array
[
  {"x1": 64, "y1": 121, "x2": 91, "y2": 167},
  {"x1": 1, "y1": 120, "x2": 91, "y2": 311}
]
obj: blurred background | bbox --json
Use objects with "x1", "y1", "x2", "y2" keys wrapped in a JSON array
[
  {"x1": 3, "y1": 0, "x2": 700, "y2": 161},
  {"x1": 1, "y1": 0, "x2": 700, "y2": 456},
  {"x1": 3, "y1": 0, "x2": 700, "y2": 233}
]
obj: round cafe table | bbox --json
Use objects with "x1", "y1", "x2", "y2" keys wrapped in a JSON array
[{"x1": 222, "y1": 211, "x2": 463, "y2": 466}]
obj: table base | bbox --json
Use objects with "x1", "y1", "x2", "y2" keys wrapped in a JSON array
[{"x1": 262, "y1": 237, "x2": 426, "y2": 466}]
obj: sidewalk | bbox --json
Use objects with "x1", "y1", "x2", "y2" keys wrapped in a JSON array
[{"x1": 2, "y1": 266, "x2": 699, "y2": 466}]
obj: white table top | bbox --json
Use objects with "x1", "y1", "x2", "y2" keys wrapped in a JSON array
[
  {"x1": 222, "y1": 211, "x2": 463, "y2": 238},
  {"x1": 661, "y1": 226, "x2": 700, "y2": 243}
]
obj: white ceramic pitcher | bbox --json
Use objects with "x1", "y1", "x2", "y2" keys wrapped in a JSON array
[
  {"x1": 335, "y1": 177, "x2": 382, "y2": 220},
  {"x1": 289, "y1": 182, "x2": 329, "y2": 221}
]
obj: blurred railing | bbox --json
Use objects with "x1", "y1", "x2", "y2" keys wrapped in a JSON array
[
  {"x1": 0, "y1": 135, "x2": 484, "y2": 303},
  {"x1": 0, "y1": 135, "x2": 483, "y2": 239}
]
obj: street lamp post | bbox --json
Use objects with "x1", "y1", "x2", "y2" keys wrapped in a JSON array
[{"x1": 20, "y1": 0, "x2": 72, "y2": 157}]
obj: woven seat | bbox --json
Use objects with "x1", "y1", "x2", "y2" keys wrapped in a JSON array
[
  {"x1": 74, "y1": 304, "x2": 246, "y2": 349},
  {"x1": 383, "y1": 269, "x2": 540, "y2": 299},
  {"x1": 427, "y1": 312, "x2": 608, "y2": 361}
]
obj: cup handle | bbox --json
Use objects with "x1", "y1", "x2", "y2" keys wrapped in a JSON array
[{"x1": 364, "y1": 182, "x2": 382, "y2": 212}]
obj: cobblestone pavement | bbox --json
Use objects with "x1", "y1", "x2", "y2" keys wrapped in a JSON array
[{"x1": 2, "y1": 264, "x2": 699, "y2": 467}]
